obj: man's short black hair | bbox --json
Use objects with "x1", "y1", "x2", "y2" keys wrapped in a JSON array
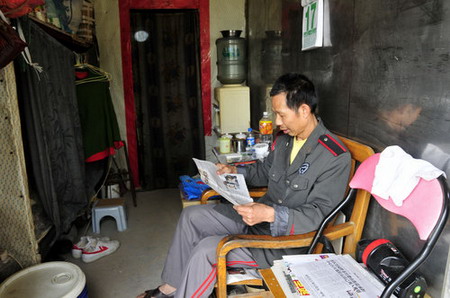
[{"x1": 269, "y1": 73, "x2": 318, "y2": 114}]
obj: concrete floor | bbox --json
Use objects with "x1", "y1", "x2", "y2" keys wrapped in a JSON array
[{"x1": 65, "y1": 188, "x2": 182, "y2": 298}]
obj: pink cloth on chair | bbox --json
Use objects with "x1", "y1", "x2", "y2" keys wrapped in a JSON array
[{"x1": 349, "y1": 153, "x2": 443, "y2": 240}]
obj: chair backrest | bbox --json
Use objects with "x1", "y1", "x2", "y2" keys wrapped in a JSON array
[
  {"x1": 350, "y1": 153, "x2": 445, "y2": 240},
  {"x1": 349, "y1": 151, "x2": 449, "y2": 298},
  {"x1": 325, "y1": 136, "x2": 375, "y2": 255}
]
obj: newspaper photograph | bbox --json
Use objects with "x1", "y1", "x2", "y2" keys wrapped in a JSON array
[{"x1": 192, "y1": 158, "x2": 253, "y2": 205}]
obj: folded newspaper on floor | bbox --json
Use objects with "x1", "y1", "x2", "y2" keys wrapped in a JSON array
[
  {"x1": 193, "y1": 158, "x2": 253, "y2": 205},
  {"x1": 271, "y1": 254, "x2": 388, "y2": 297}
]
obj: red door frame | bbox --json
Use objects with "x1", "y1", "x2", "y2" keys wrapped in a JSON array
[{"x1": 118, "y1": 0, "x2": 211, "y2": 187}]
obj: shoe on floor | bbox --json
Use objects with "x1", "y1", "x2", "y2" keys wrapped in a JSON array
[
  {"x1": 81, "y1": 239, "x2": 120, "y2": 263},
  {"x1": 72, "y1": 236, "x2": 92, "y2": 259},
  {"x1": 72, "y1": 236, "x2": 110, "y2": 259}
]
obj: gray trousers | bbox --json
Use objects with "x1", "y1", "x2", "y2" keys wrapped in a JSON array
[{"x1": 161, "y1": 204, "x2": 260, "y2": 298}]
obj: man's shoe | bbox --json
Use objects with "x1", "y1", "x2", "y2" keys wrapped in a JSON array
[
  {"x1": 143, "y1": 287, "x2": 175, "y2": 298},
  {"x1": 81, "y1": 239, "x2": 120, "y2": 263}
]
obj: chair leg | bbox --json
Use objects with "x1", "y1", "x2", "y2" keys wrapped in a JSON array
[
  {"x1": 92, "y1": 212, "x2": 101, "y2": 234},
  {"x1": 91, "y1": 209, "x2": 96, "y2": 233},
  {"x1": 216, "y1": 255, "x2": 228, "y2": 298},
  {"x1": 117, "y1": 206, "x2": 127, "y2": 231}
]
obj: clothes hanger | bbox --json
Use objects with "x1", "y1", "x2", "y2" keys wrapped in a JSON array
[{"x1": 74, "y1": 53, "x2": 112, "y2": 84}]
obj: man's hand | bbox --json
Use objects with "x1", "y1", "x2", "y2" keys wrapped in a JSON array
[
  {"x1": 233, "y1": 203, "x2": 275, "y2": 226},
  {"x1": 216, "y1": 163, "x2": 237, "y2": 175}
]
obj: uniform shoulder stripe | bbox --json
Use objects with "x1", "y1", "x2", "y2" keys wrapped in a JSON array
[{"x1": 318, "y1": 134, "x2": 347, "y2": 156}]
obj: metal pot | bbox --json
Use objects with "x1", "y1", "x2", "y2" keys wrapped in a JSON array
[{"x1": 232, "y1": 138, "x2": 246, "y2": 153}]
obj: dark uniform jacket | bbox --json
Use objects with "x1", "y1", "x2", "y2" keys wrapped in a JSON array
[{"x1": 214, "y1": 120, "x2": 351, "y2": 268}]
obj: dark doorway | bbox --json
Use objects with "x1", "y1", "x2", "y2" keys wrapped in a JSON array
[{"x1": 131, "y1": 9, "x2": 205, "y2": 190}]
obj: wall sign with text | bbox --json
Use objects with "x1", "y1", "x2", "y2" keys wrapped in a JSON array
[{"x1": 301, "y1": 0, "x2": 323, "y2": 51}]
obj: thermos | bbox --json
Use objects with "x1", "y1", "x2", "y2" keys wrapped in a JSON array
[{"x1": 357, "y1": 239, "x2": 427, "y2": 298}]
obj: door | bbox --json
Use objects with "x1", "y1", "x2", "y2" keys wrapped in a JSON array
[{"x1": 131, "y1": 9, "x2": 205, "y2": 190}]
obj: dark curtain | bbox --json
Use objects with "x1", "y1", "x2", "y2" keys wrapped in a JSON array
[
  {"x1": 15, "y1": 17, "x2": 88, "y2": 235},
  {"x1": 131, "y1": 10, "x2": 205, "y2": 190}
]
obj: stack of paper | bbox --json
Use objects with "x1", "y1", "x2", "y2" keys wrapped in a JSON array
[{"x1": 271, "y1": 254, "x2": 388, "y2": 297}]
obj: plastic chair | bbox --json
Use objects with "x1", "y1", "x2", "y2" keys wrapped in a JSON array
[
  {"x1": 347, "y1": 152, "x2": 449, "y2": 298},
  {"x1": 200, "y1": 136, "x2": 375, "y2": 298},
  {"x1": 92, "y1": 198, "x2": 128, "y2": 233}
]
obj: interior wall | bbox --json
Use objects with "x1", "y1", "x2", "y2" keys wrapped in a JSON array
[
  {"x1": 0, "y1": 64, "x2": 39, "y2": 267},
  {"x1": 95, "y1": 0, "x2": 127, "y2": 150},
  {"x1": 248, "y1": 0, "x2": 450, "y2": 296},
  {"x1": 205, "y1": 0, "x2": 247, "y2": 161},
  {"x1": 247, "y1": 0, "x2": 282, "y2": 128},
  {"x1": 209, "y1": 0, "x2": 246, "y2": 91}
]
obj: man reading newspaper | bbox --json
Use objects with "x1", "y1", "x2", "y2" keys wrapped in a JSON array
[{"x1": 137, "y1": 73, "x2": 351, "y2": 298}]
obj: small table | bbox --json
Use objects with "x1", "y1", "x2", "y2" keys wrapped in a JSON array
[
  {"x1": 258, "y1": 269, "x2": 286, "y2": 298},
  {"x1": 213, "y1": 147, "x2": 259, "y2": 165},
  {"x1": 179, "y1": 189, "x2": 220, "y2": 208}
]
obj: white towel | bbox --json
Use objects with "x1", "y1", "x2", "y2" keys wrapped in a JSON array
[{"x1": 372, "y1": 145, "x2": 446, "y2": 206}]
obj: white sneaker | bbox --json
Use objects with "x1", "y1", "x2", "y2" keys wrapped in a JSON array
[
  {"x1": 81, "y1": 239, "x2": 120, "y2": 263},
  {"x1": 71, "y1": 236, "x2": 109, "y2": 259}
]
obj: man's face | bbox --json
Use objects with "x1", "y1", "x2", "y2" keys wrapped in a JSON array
[{"x1": 272, "y1": 93, "x2": 308, "y2": 138}]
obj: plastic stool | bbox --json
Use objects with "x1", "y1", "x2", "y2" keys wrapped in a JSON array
[{"x1": 92, "y1": 198, "x2": 127, "y2": 233}]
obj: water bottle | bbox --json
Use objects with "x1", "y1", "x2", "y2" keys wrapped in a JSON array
[
  {"x1": 246, "y1": 128, "x2": 255, "y2": 155},
  {"x1": 259, "y1": 112, "x2": 273, "y2": 145}
]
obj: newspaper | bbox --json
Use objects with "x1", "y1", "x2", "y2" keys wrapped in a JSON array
[
  {"x1": 271, "y1": 254, "x2": 388, "y2": 297},
  {"x1": 193, "y1": 158, "x2": 253, "y2": 205},
  {"x1": 226, "y1": 268, "x2": 262, "y2": 284}
]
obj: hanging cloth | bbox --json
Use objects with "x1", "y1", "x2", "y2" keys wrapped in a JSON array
[
  {"x1": 75, "y1": 64, "x2": 123, "y2": 162},
  {"x1": 0, "y1": 0, "x2": 44, "y2": 18}
]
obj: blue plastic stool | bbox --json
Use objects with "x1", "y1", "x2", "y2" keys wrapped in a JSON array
[{"x1": 92, "y1": 198, "x2": 127, "y2": 233}]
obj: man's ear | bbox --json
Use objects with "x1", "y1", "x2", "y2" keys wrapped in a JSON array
[{"x1": 298, "y1": 104, "x2": 311, "y2": 117}]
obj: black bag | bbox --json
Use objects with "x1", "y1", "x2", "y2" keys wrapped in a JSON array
[{"x1": 0, "y1": 14, "x2": 27, "y2": 69}]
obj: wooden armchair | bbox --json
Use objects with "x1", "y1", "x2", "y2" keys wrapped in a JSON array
[{"x1": 200, "y1": 136, "x2": 375, "y2": 298}]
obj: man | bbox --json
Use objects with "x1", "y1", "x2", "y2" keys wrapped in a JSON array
[{"x1": 138, "y1": 73, "x2": 351, "y2": 298}]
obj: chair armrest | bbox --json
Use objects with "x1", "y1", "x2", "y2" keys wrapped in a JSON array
[
  {"x1": 200, "y1": 189, "x2": 220, "y2": 204},
  {"x1": 248, "y1": 187, "x2": 268, "y2": 198},
  {"x1": 216, "y1": 232, "x2": 317, "y2": 257},
  {"x1": 200, "y1": 187, "x2": 268, "y2": 204},
  {"x1": 216, "y1": 222, "x2": 355, "y2": 257}
]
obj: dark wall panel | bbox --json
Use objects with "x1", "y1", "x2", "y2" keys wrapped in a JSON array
[
  {"x1": 247, "y1": 0, "x2": 450, "y2": 296},
  {"x1": 294, "y1": 0, "x2": 355, "y2": 135},
  {"x1": 350, "y1": 0, "x2": 450, "y2": 156},
  {"x1": 247, "y1": 0, "x2": 283, "y2": 127}
]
